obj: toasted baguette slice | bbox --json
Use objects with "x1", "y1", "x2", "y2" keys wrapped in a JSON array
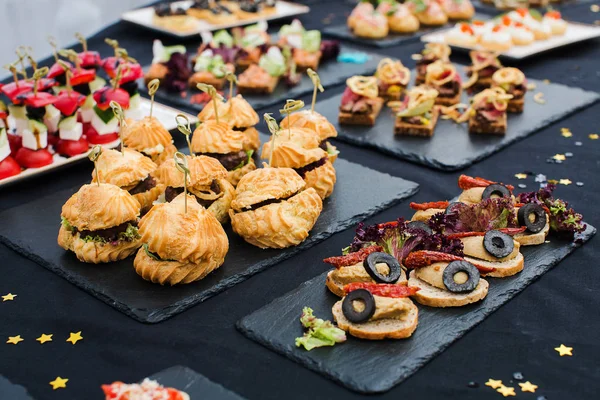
[
  {"x1": 325, "y1": 269, "x2": 407, "y2": 297},
  {"x1": 332, "y1": 299, "x2": 419, "y2": 340},
  {"x1": 411, "y1": 208, "x2": 444, "y2": 222},
  {"x1": 338, "y1": 97, "x2": 384, "y2": 126},
  {"x1": 464, "y1": 252, "x2": 524, "y2": 278},
  {"x1": 408, "y1": 270, "x2": 489, "y2": 307},
  {"x1": 514, "y1": 219, "x2": 550, "y2": 246}
]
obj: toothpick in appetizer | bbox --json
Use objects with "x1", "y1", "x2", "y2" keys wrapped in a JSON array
[
  {"x1": 74, "y1": 33, "x2": 102, "y2": 71},
  {"x1": 391, "y1": 86, "x2": 439, "y2": 137},
  {"x1": 339, "y1": 76, "x2": 384, "y2": 126}
]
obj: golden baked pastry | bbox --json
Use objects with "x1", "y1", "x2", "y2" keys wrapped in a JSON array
[
  {"x1": 58, "y1": 183, "x2": 142, "y2": 264},
  {"x1": 229, "y1": 168, "x2": 323, "y2": 248},
  {"x1": 121, "y1": 116, "x2": 174, "y2": 164},
  {"x1": 134, "y1": 193, "x2": 229, "y2": 285},
  {"x1": 302, "y1": 159, "x2": 337, "y2": 200},
  {"x1": 279, "y1": 111, "x2": 338, "y2": 163},
  {"x1": 227, "y1": 157, "x2": 257, "y2": 187}
]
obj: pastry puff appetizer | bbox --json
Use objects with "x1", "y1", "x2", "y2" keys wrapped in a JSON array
[
  {"x1": 347, "y1": 2, "x2": 389, "y2": 39},
  {"x1": 425, "y1": 60, "x2": 462, "y2": 106},
  {"x1": 407, "y1": 0, "x2": 448, "y2": 27},
  {"x1": 448, "y1": 230, "x2": 524, "y2": 277},
  {"x1": 439, "y1": 0, "x2": 474, "y2": 20},
  {"x1": 229, "y1": 167, "x2": 323, "y2": 249},
  {"x1": 134, "y1": 192, "x2": 229, "y2": 286},
  {"x1": 406, "y1": 250, "x2": 490, "y2": 307},
  {"x1": 377, "y1": 1, "x2": 419, "y2": 34},
  {"x1": 121, "y1": 115, "x2": 177, "y2": 166},
  {"x1": 332, "y1": 283, "x2": 419, "y2": 340},
  {"x1": 375, "y1": 58, "x2": 411, "y2": 101},
  {"x1": 492, "y1": 67, "x2": 527, "y2": 113},
  {"x1": 392, "y1": 86, "x2": 439, "y2": 137},
  {"x1": 324, "y1": 247, "x2": 408, "y2": 297},
  {"x1": 339, "y1": 76, "x2": 384, "y2": 126}
]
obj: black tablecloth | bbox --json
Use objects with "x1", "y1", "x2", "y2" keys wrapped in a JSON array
[{"x1": 1, "y1": 1, "x2": 599, "y2": 399}]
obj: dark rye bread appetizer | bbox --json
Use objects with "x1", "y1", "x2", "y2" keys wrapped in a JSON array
[
  {"x1": 425, "y1": 61, "x2": 462, "y2": 107},
  {"x1": 465, "y1": 88, "x2": 513, "y2": 135},
  {"x1": 463, "y1": 50, "x2": 503, "y2": 94},
  {"x1": 338, "y1": 76, "x2": 384, "y2": 126},
  {"x1": 415, "y1": 43, "x2": 451, "y2": 86},
  {"x1": 492, "y1": 67, "x2": 527, "y2": 113},
  {"x1": 375, "y1": 58, "x2": 411, "y2": 101},
  {"x1": 391, "y1": 86, "x2": 440, "y2": 137}
]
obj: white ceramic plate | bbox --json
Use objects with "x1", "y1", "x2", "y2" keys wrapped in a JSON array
[
  {"x1": 421, "y1": 21, "x2": 600, "y2": 60},
  {"x1": 0, "y1": 98, "x2": 197, "y2": 189},
  {"x1": 121, "y1": 1, "x2": 310, "y2": 38}
]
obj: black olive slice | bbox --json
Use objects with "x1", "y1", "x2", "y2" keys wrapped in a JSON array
[
  {"x1": 442, "y1": 260, "x2": 480, "y2": 293},
  {"x1": 483, "y1": 230, "x2": 514, "y2": 258},
  {"x1": 342, "y1": 289, "x2": 376, "y2": 323},
  {"x1": 407, "y1": 221, "x2": 433, "y2": 235},
  {"x1": 518, "y1": 203, "x2": 546, "y2": 233},
  {"x1": 481, "y1": 183, "x2": 511, "y2": 200},
  {"x1": 445, "y1": 201, "x2": 464, "y2": 215},
  {"x1": 363, "y1": 252, "x2": 402, "y2": 284}
]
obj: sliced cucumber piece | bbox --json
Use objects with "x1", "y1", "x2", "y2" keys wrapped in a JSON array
[
  {"x1": 8, "y1": 105, "x2": 26, "y2": 120},
  {"x1": 93, "y1": 105, "x2": 115, "y2": 125},
  {"x1": 58, "y1": 115, "x2": 78, "y2": 131}
]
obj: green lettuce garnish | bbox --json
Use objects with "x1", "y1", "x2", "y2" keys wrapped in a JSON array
[
  {"x1": 119, "y1": 224, "x2": 141, "y2": 241},
  {"x1": 213, "y1": 30, "x2": 234, "y2": 48},
  {"x1": 143, "y1": 243, "x2": 161, "y2": 261},
  {"x1": 302, "y1": 30, "x2": 321, "y2": 53},
  {"x1": 326, "y1": 142, "x2": 339, "y2": 157},
  {"x1": 194, "y1": 52, "x2": 227, "y2": 78},
  {"x1": 295, "y1": 307, "x2": 346, "y2": 351},
  {"x1": 259, "y1": 48, "x2": 286, "y2": 77},
  {"x1": 61, "y1": 217, "x2": 73, "y2": 232},
  {"x1": 233, "y1": 150, "x2": 254, "y2": 170}
]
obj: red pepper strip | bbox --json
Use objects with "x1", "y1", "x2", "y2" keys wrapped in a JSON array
[
  {"x1": 70, "y1": 68, "x2": 96, "y2": 86},
  {"x1": 78, "y1": 51, "x2": 102, "y2": 68},
  {"x1": 498, "y1": 227, "x2": 527, "y2": 235},
  {"x1": 48, "y1": 61, "x2": 72, "y2": 78},
  {"x1": 405, "y1": 250, "x2": 495, "y2": 273},
  {"x1": 458, "y1": 175, "x2": 515, "y2": 191},
  {"x1": 54, "y1": 90, "x2": 86, "y2": 116},
  {"x1": 514, "y1": 203, "x2": 550, "y2": 214},
  {"x1": 323, "y1": 245, "x2": 384, "y2": 268},
  {"x1": 1, "y1": 81, "x2": 34, "y2": 101},
  {"x1": 344, "y1": 282, "x2": 418, "y2": 298},
  {"x1": 0, "y1": 112, "x2": 7, "y2": 119},
  {"x1": 410, "y1": 201, "x2": 449, "y2": 211},
  {"x1": 21, "y1": 92, "x2": 57, "y2": 108},
  {"x1": 93, "y1": 87, "x2": 130, "y2": 110}
]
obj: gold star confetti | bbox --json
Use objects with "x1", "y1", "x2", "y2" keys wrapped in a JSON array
[
  {"x1": 555, "y1": 344, "x2": 573, "y2": 356},
  {"x1": 548, "y1": 179, "x2": 558, "y2": 184},
  {"x1": 559, "y1": 179, "x2": 572, "y2": 185},
  {"x1": 49, "y1": 377, "x2": 68, "y2": 390},
  {"x1": 526, "y1": 82, "x2": 537, "y2": 90},
  {"x1": 592, "y1": 4, "x2": 599, "y2": 12},
  {"x1": 66, "y1": 331, "x2": 83, "y2": 345},
  {"x1": 36, "y1": 334, "x2": 53, "y2": 344},
  {"x1": 497, "y1": 385, "x2": 516, "y2": 397},
  {"x1": 553, "y1": 154, "x2": 566, "y2": 161},
  {"x1": 515, "y1": 173, "x2": 528, "y2": 179},
  {"x1": 589, "y1": 133, "x2": 599, "y2": 140},
  {"x1": 543, "y1": 79, "x2": 550, "y2": 84},
  {"x1": 2, "y1": 293, "x2": 16, "y2": 301},
  {"x1": 7, "y1": 335, "x2": 24, "y2": 345},
  {"x1": 561, "y1": 128, "x2": 572, "y2": 137},
  {"x1": 485, "y1": 379, "x2": 503, "y2": 389},
  {"x1": 519, "y1": 381, "x2": 538, "y2": 393}
]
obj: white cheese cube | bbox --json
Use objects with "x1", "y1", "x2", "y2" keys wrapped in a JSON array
[
  {"x1": 59, "y1": 122, "x2": 83, "y2": 141},
  {"x1": 22, "y1": 128, "x2": 48, "y2": 150},
  {"x1": 44, "y1": 105, "x2": 61, "y2": 133},
  {"x1": 91, "y1": 112, "x2": 119, "y2": 135}
]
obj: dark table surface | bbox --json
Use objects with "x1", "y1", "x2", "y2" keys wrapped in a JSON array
[{"x1": 1, "y1": 1, "x2": 599, "y2": 399}]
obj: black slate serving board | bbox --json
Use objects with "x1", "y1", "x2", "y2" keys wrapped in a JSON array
[
  {"x1": 319, "y1": 72, "x2": 600, "y2": 171},
  {"x1": 147, "y1": 366, "x2": 244, "y2": 399},
  {"x1": 0, "y1": 158, "x2": 418, "y2": 323},
  {"x1": 238, "y1": 224, "x2": 596, "y2": 394},
  {"x1": 0, "y1": 375, "x2": 34, "y2": 400},
  {"x1": 144, "y1": 45, "x2": 383, "y2": 113}
]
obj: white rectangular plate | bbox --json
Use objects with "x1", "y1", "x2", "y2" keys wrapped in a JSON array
[
  {"x1": 421, "y1": 21, "x2": 600, "y2": 60},
  {"x1": 0, "y1": 98, "x2": 197, "y2": 189},
  {"x1": 122, "y1": 1, "x2": 310, "y2": 38}
]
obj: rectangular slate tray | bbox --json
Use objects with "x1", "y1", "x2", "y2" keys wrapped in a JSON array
[
  {"x1": 145, "y1": 45, "x2": 383, "y2": 113},
  {"x1": 148, "y1": 366, "x2": 244, "y2": 399},
  {"x1": 318, "y1": 73, "x2": 600, "y2": 171},
  {"x1": 238, "y1": 224, "x2": 596, "y2": 394},
  {"x1": 0, "y1": 158, "x2": 418, "y2": 323},
  {"x1": 0, "y1": 375, "x2": 34, "y2": 400}
]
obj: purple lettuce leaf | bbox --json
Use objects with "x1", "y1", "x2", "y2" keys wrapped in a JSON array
[{"x1": 163, "y1": 52, "x2": 191, "y2": 93}]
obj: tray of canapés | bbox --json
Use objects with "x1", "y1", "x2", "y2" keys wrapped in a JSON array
[
  {"x1": 0, "y1": 36, "x2": 197, "y2": 188},
  {"x1": 421, "y1": 8, "x2": 600, "y2": 60},
  {"x1": 122, "y1": 0, "x2": 310, "y2": 38}
]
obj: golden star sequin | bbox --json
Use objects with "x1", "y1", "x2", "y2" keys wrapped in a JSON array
[
  {"x1": 515, "y1": 173, "x2": 528, "y2": 179},
  {"x1": 555, "y1": 344, "x2": 573, "y2": 356},
  {"x1": 519, "y1": 381, "x2": 538, "y2": 393},
  {"x1": 7, "y1": 335, "x2": 24, "y2": 345},
  {"x1": 553, "y1": 154, "x2": 566, "y2": 161},
  {"x1": 559, "y1": 179, "x2": 572, "y2": 185},
  {"x1": 485, "y1": 379, "x2": 503, "y2": 389},
  {"x1": 49, "y1": 377, "x2": 68, "y2": 390},
  {"x1": 2, "y1": 293, "x2": 16, "y2": 301},
  {"x1": 561, "y1": 128, "x2": 572, "y2": 138},
  {"x1": 592, "y1": 4, "x2": 599, "y2": 12},
  {"x1": 36, "y1": 334, "x2": 53, "y2": 344},
  {"x1": 543, "y1": 79, "x2": 550, "y2": 84},
  {"x1": 589, "y1": 133, "x2": 599, "y2": 140},
  {"x1": 66, "y1": 331, "x2": 83, "y2": 345},
  {"x1": 497, "y1": 385, "x2": 516, "y2": 397}
]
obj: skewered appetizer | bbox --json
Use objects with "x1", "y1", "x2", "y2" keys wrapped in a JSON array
[
  {"x1": 332, "y1": 283, "x2": 419, "y2": 340},
  {"x1": 0, "y1": 127, "x2": 20, "y2": 180},
  {"x1": 324, "y1": 247, "x2": 408, "y2": 297},
  {"x1": 377, "y1": 1, "x2": 420, "y2": 34},
  {"x1": 406, "y1": 250, "x2": 490, "y2": 307},
  {"x1": 347, "y1": 2, "x2": 389, "y2": 39},
  {"x1": 92, "y1": 148, "x2": 163, "y2": 214},
  {"x1": 87, "y1": 86, "x2": 129, "y2": 146},
  {"x1": 134, "y1": 192, "x2": 229, "y2": 285},
  {"x1": 339, "y1": 76, "x2": 384, "y2": 126},
  {"x1": 154, "y1": 154, "x2": 234, "y2": 224},
  {"x1": 102, "y1": 379, "x2": 189, "y2": 400},
  {"x1": 415, "y1": 43, "x2": 451, "y2": 85},
  {"x1": 238, "y1": 47, "x2": 285, "y2": 94},
  {"x1": 425, "y1": 60, "x2": 462, "y2": 106},
  {"x1": 232, "y1": 21, "x2": 270, "y2": 69},
  {"x1": 375, "y1": 58, "x2": 411, "y2": 101},
  {"x1": 445, "y1": 23, "x2": 478, "y2": 47},
  {"x1": 492, "y1": 67, "x2": 527, "y2": 113},
  {"x1": 153, "y1": 2, "x2": 197, "y2": 33},
  {"x1": 463, "y1": 50, "x2": 502, "y2": 93},
  {"x1": 261, "y1": 126, "x2": 336, "y2": 199},
  {"x1": 53, "y1": 89, "x2": 89, "y2": 157},
  {"x1": 392, "y1": 86, "x2": 439, "y2": 137},
  {"x1": 407, "y1": 0, "x2": 448, "y2": 26},
  {"x1": 189, "y1": 49, "x2": 235, "y2": 89},
  {"x1": 229, "y1": 167, "x2": 323, "y2": 249},
  {"x1": 543, "y1": 11, "x2": 567, "y2": 36},
  {"x1": 58, "y1": 182, "x2": 142, "y2": 263},
  {"x1": 439, "y1": 0, "x2": 474, "y2": 20},
  {"x1": 101, "y1": 52, "x2": 144, "y2": 121},
  {"x1": 466, "y1": 88, "x2": 512, "y2": 135}
]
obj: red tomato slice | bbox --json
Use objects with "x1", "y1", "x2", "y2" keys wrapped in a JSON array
[
  {"x1": 93, "y1": 87, "x2": 130, "y2": 110},
  {"x1": 0, "y1": 156, "x2": 21, "y2": 179},
  {"x1": 48, "y1": 61, "x2": 72, "y2": 79},
  {"x1": 85, "y1": 126, "x2": 119, "y2": 145},
  {"x1": 54, "y1": 90, "x2": 86, "y2": 116},
  {"x1": 21, "y1": 92, "x2": 57, "y2": 108},
  {"x1": 78, "y1": 51, "x2": 102, "y2": 68},
  {"x1": 15, "y1": 147, "x2": 54, "y2": 168},
  {"x1": 7, "y1": 134, "x2": 22, "y2": 157},
  {"x1": 70, "y1": 68, "x2": 96, "y2": 86},
  {"x1": 55, "y1": 138, "x2": 90, "y2": 157}
]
